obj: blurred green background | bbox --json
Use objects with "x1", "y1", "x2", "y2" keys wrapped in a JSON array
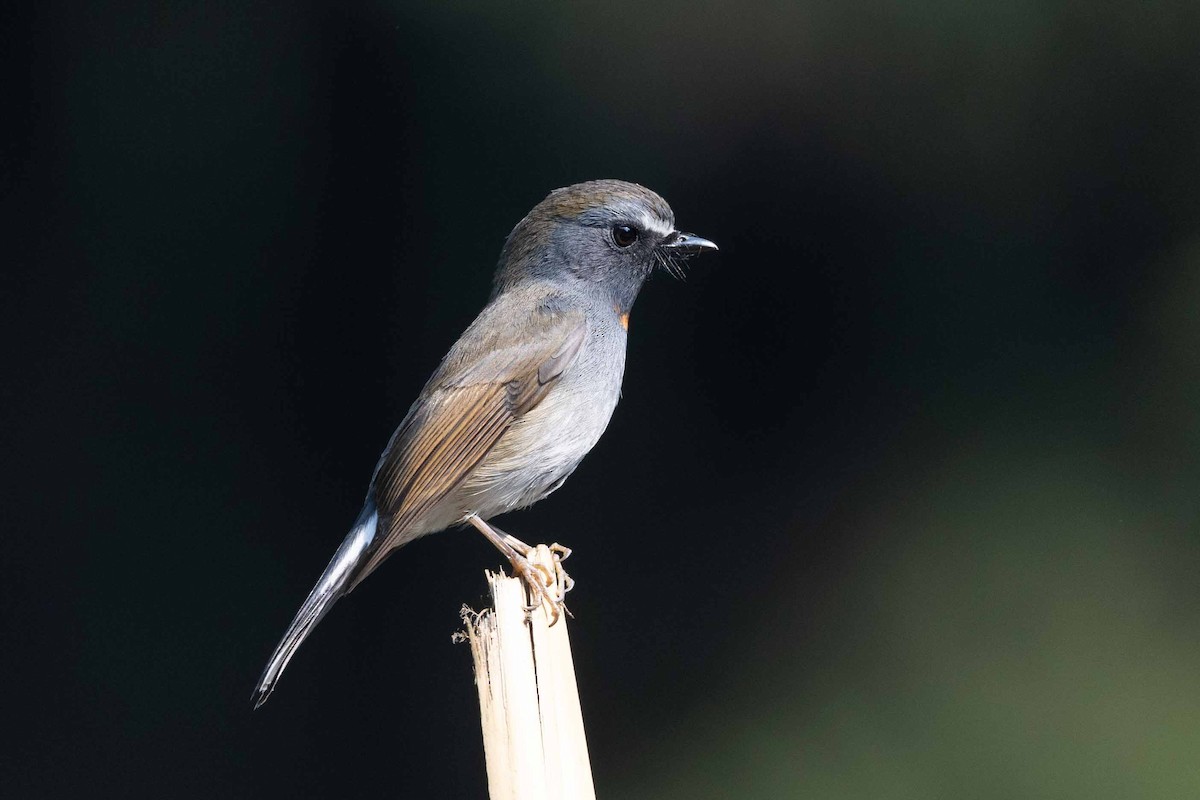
[{"x1": 5, "y1": 1, "x2": 1200, "y2": 797}]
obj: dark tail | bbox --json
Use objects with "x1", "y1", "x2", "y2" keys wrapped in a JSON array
[{"x1": 252, "y1": 498, "x2": 380, "y2": 709}]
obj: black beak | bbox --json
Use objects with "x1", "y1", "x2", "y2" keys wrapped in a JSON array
[{"x1": 661, "y1": 231, "x2": 719, "y2": 255}]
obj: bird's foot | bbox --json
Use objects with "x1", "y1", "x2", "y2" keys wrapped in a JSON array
[
  {"x1": 466, "y1": 515, "x2": 574, "y2": 626},
  {"x1": 546, "y1": 543, "x2": 575, "y2": 600},
  {"x1": 508, "y1": 551, "x2": 570, "y2": 625},
  {"x1": 496, "y1": 531, "x2": 575, "y2": 610}
]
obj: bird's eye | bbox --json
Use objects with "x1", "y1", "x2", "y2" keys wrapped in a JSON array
[{"x1": 612, "y1": 224, "x2": 639, "y2": 248}]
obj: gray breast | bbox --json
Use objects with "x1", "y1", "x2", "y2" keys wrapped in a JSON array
[{"x1": 457, "y1": 310, "x2": 627, "y2": 518}]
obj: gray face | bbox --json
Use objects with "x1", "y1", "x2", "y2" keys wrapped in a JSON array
[
  {"x1": 491, "y1": 180, "x2": 687, "y2": 312},
  {"x1": 550, "y1": 193, "x2": 679, "y2": 310}
]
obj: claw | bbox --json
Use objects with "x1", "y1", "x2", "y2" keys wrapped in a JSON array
[
  {"x1": 543, "y1": 544, "x2": 575, "y2": 603},
  {"x1": 507, "y1": 551, "x2": 564, "y2": 625},
  {"x1": 465, "y1": 515, "x2": 575, "y2": 627}
]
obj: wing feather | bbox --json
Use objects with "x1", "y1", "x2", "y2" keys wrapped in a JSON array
[{"x1": 347, "y1": 302, "x2": 586, "y2": 589}]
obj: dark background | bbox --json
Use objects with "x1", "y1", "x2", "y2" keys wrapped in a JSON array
[{"x1": 6, "y1": 1, "x2": 1200, "y2": 797}]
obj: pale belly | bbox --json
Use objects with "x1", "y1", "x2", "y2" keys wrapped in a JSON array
[{"x1": 455, "y1": 367, "x2": 623, "y2": 518}]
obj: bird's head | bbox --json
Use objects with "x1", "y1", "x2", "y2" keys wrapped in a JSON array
[{"x1": 492, "y1": 180, "x2": 717, "y2": 311}]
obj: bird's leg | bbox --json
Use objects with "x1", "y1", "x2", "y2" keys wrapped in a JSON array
[
  {"x1": 466, "y1": 515, "x2": 570, "y2": 625},
  {"x1": 489, "y1": 523, "x2": 575, "y2": 606}
]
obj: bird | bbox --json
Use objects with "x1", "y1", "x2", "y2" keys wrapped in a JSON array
[{"x1": 252, "y1": 179, "x2": 717, "y2": 708}]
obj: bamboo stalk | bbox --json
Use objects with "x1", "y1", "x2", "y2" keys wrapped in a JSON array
[{"x1": 459, "y1": 545, "x2": 596, "y2": 800}]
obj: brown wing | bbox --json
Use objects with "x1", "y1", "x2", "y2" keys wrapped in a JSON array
[{"x1": 348, "y1": 304, "x2": 587, "y2": 589}]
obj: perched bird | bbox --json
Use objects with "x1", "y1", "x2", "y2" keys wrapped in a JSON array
[{"x1": 253, "y1": 179, "x2": 716, "y2": 708}]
